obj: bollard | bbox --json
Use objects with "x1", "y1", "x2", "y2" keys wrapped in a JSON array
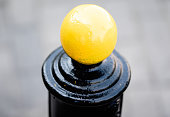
[{"x1": 42, "y1": 4, "x2": 131, "y2": 117}]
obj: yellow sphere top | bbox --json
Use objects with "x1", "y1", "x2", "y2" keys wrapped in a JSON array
[{"x1": 60, "y1": 4, "x2": 117, "y2": 65}]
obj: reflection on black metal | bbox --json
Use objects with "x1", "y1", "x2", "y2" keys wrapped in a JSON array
[{"x1": 42, "y1": 47, "x2": 131, "y2": 117}]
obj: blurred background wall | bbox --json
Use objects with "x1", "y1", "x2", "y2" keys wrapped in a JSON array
[{"x1": 0, "y1": 0, "x2": 170, "y2": 117}]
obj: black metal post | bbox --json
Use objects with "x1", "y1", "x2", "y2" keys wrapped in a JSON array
[{"x1": 42, "y1": 47, "x2": 131, "y2": 117}]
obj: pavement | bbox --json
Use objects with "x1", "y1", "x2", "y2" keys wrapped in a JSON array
[{"x1": 0, "y1": 0, "x2": 170, "y2": 117}]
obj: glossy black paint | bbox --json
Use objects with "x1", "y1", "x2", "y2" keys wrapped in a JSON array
[
  {"x1": 49, "y1": 93, "x2": 123, "y2": 117},
  {"x1": 42, "y1": 47, "x2": 131, "y2": 117}
]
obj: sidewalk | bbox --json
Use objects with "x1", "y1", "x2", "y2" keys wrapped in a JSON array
[{"x1": 0, "y1": 0, "x2": 170, "y2": 117}]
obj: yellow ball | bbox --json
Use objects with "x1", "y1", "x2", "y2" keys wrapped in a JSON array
[{"x1": 60, "y1": 4, "x2": 117, "y2": 65}]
